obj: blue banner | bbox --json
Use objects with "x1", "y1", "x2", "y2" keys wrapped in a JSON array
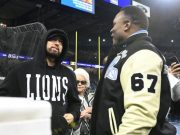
[
  {"x1": 104, "y1": 0, "x2": 131, "y2": 7},
  {"x1": 0, "y1": 52, "x2": 104, "y2": 68},
  {"x1": 61, "y1": 0, "x2": 95, "y2": 14}
]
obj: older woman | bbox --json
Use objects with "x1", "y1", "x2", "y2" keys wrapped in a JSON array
[{"x1": 71, "y1": 68, "x2": 92, "y2": 135}]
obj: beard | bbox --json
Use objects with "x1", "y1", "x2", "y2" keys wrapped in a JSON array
[{"x1": 46, "y1": 49, "x2": 61, "y2": 59}]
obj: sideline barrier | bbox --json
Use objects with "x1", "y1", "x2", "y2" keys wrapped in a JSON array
[{"x1": 0, "y1": 97, "x2": 52, "y2": 135}]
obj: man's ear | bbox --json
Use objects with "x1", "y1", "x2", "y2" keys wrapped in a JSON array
[{"x1": 124, "y1": 20, "x2": 131, "y2": 31}]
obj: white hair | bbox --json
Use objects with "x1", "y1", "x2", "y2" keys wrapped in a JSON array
[{"x1": 74, "y1": 68, "x2": 90, "y2": 88}]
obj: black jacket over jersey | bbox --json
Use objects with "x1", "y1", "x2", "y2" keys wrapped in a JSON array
[
  {"x1": 90, "y1": 33, "x2": 176, "y2": 135},
  {"x1": 0, "y1": 29, "x2": 81, "y2": 134}
]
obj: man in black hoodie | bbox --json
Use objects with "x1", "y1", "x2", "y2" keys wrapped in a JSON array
[
  {"x1": 0, "y1": 28, "x2": 81, "y2": 135},
  {"x1": 90, "y1": 6, "x2": 176, "y2": 135}
]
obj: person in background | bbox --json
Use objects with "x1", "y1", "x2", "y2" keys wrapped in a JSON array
[
  {"x1": 168, "y1": 62, "x2": 180, "y2": 135},
  {"x1": 70, "y1": 68, "x2": 92, "y2": 135},
  {"x1": 169, "y1": 62, "x2": 180, "y2": 78},
  {"x1": 0, "y1": 28, "x2": 81, "y2": 135},
  {"x1": 169, "y1": 62, "x2": 180, "y2": 101},
  {"x1": 90, "y1": 6, "x2": 176, "y2": 135}
]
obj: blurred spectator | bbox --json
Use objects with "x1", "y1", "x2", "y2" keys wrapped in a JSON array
[
  {"x1": 169, "y1": 62, "x2": 180, "y2": 101},
  {"x1": 169, "y1": 62, "x2": 180, "y2": 78},
  {"x1": 168, "y1": 62, "x2": 180, "y2": 135}
]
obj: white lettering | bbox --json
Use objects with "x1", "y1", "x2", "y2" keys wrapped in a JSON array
[
  {"x1": 26, "y1": 74, "x2": 34, "y2": 99},
  {"x1": 42, "y1": 75, "x2": 50, "y2": 100},
  {"x1": 52, "y1": 76, "x2": 61, "y2": 101},
  {"x1": 35, "y1": 74, "x2": 41, "y2": 100},
  {"x1": 26, "y1": 74, "x2": 69, "y2": 102},
  {"x1": 62, "y1": 77, "x2": 68, "y2": 104}
]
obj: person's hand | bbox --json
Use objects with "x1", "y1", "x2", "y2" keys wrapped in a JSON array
[
  {"x1": 85, "y1": 107, "x2": 92, "y2": 113},
  {"x1": 63, "y1": 113, "x2": 74, "y2": 124},
  {"x1": 80, "y1": 107, "x2": 92, "y2": 119},
  {"x1": 169, "y1": 62, "x2": 180, "y2": 76}
]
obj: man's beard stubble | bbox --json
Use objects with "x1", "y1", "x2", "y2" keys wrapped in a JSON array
[{"x1": 46, "y1": 50, "x2": 60, "y2": 60}]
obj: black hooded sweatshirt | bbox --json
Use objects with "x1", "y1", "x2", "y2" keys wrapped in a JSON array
[{"x1": 0, "y1": 29, "x2": 81, "y2": 135}]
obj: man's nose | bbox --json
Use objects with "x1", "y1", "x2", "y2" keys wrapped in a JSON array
[
  {"x1": 110, "y1": 27, "x2": 113, "y2": 34},
  {"x1": 110, "y1": 28, "x2": 114, "y2": 37},
  {"x1": 54, "y1": 40, "x2": 61, "y2": 45}
]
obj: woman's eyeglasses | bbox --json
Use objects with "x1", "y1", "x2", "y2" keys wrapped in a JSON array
[{"x1": 76, "y1": 80, "x2": 87, "y2": 85}]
